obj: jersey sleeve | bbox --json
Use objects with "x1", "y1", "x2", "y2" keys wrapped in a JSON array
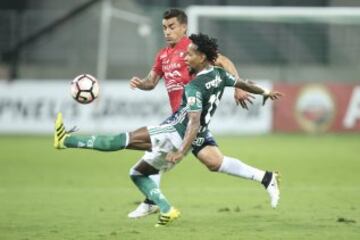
[
  {"x1": 223, "y1": 71, "x2": 237, "y2": 87},
  {"x1": 184, "y1": 84, "x2": 202, "y2": 112},
  {"x1": 152, "y1": 51, "x2": 163, "y2": 77}
]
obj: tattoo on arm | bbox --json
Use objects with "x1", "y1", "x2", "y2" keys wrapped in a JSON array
[
  {"x1": 179, "y1": 111, "x2": 201, "y2": 155},
  {"x1": 235, "y1": 79, "x2": 266, "y2": 95}
]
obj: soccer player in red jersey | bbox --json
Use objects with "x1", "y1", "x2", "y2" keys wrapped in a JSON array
[
  {"x1": 130, "y1": 10, "x2": 252, "y2": 113},
  {"x1": 128, "y1": 9, "x2": 275, "y2": 218}
]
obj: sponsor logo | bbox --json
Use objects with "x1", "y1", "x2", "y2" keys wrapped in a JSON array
[
  {"x1": 205, "y1": 75, "x2": 222, "y2": 89},
  {"x1": 159, "y1": 54, "x2": 167, "y2": 59},
  {"x1": 149, "y1": 188, "x2": 166, "y2": 200},
  {"x1": 163, "y1": 63, "x2": 181, "y2": 71},
  {"x1": 86, "y1": 136, "x2": 96, "y2": 148},
  {"x1": 295, "y1": 84, "x2": 335, "y2": 133}
]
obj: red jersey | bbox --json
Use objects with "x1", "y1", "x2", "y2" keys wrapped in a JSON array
[{"x1": 152, "y1": 37, "x2": 193, "y2": 113}]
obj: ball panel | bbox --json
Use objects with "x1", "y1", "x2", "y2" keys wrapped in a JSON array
[
  {"x1": 77, "y1": 91, "x2": 94, "y2": 104},
  {"x1": 77, "y1": 78, "x2": 93, "y2": 90},
  {"x1": 70, "y1": 82, "x2": 79, "y2": 99},
  {"x1": 92, "y1": 81, "x2": 100, "y2": 97}
]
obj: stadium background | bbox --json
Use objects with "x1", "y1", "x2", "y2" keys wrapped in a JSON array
[{"x1": 0, "y1": 0, "x2": 359, "y2": 240}]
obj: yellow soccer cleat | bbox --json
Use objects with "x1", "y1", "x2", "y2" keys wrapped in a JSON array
[
  {"x1": 155, "y1": 207, "x2": 180, "y2": 227},
  {"x1": 54, "y1": 112, "x2": 68, "y2": 149}
]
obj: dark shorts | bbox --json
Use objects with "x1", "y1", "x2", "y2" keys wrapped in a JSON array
[
  {"x1": 160, "y1": 113, "x2": 218, "y2": 157},
  {"x1": 191, "y1": 130, "x2": 218, "y2": 156}
]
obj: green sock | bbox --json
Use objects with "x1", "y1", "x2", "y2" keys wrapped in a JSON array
[
  {"x1": 131, "y1": 175, "x2": 171, "y2": 213},
  {"x1": 64, "y1": 133, "x2": 128, "y2": 151}
]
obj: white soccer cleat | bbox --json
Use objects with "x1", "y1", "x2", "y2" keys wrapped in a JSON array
[
  {"x1": 266, "y1": 172, "x2": 280, "y2": 208},
  {"x1": 128, "y1": 202, "x2": 160, "y2": 219}
]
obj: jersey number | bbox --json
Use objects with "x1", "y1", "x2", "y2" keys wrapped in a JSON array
[{"x1": 201, "y1": 92, "x2": 221, "y2": 132}]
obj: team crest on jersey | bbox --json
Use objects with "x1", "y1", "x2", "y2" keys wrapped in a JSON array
[
  {"x1": 179, "y1": 51, "x2": 185, "y2": 58},
  {"x1": 187, "y1": 97, "x2": 196, "y2": 106},
  {"x1": 188, "y1": 96, "x2": 202, "y2": 108}
]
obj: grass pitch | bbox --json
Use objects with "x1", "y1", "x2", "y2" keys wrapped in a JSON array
[{"x1": 0, "y1": 134, "x2": 359, "y2": 240}]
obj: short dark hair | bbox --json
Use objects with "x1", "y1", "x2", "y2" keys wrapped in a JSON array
[
  {"x1": 189, "y1": 33, "x2": 219, "y2": 63},
  {"x1": 163, "y1": 8, "x2": 187, "y2": 24}
]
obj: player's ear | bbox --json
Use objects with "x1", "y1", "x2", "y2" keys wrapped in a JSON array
[
  {"x1": 200, "y1": 53, "x2": 207, "y2": 63},
  {"x1": 181, "y1": 23, "x2": 187, "y2": 34}
]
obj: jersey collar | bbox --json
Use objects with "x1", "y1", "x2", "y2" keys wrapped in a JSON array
[
  {"x1": 196, "y1": 66, "x2": 214, "y2": 76},
  {"x1": 171, "y1": 36, "x2": 190, "y2": 49}
]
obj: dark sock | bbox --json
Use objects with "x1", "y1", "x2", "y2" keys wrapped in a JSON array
[
  {"x1": 261, "y1": 171, "x2": 273, "y2": 188},
  {"x1": 144, "y1": 198, "x2": 156, "y2": 205}
]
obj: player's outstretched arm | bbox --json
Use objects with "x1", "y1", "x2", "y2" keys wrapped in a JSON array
[
  {"x1": 130, "y1": 70, "x2": 161, "y2": 91},
  {"x1": 166, "y1": 111, "x2": 201, "y2": 163},
  {"x1": 234, "y1": 79, "x2": 283, "y2": 105},
  {"x1": 215, "y1": 54, "x2": 255, "y2": 109}
]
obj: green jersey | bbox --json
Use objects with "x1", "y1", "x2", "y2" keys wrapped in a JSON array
[{"x1": 171, "y1": 66, "x2": 237, "y2": 138}]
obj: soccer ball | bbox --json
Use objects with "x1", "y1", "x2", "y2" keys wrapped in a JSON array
[{"x1": 70, "y1": 74, "x2": 99, "y2": 104}]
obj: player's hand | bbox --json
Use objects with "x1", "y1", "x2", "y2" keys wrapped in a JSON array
[
  {"x1": 129, "y1": 76, "x2": 142, "y2": 89},
  {"x1": 166, "y1": 151, "x2": 185, "y2": 163},
  {"x1": 234, "y1": 88, "x2": 255, "y2": 110},
  {"x1": 263, "y1": 91, "x2": 284, "y2": 105}
]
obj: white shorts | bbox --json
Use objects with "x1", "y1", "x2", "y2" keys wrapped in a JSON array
[{"x1": 142, "y1": 124, "x2": 183, "y2": 172}]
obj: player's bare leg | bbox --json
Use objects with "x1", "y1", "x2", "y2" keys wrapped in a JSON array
[
  {"x1": 195, "y1": 145, "x2": 224, "y2": 171},
  {"x1": 126, "y1": 128, "x2": 152, "y2": 151},
  {"x1": 197, "y1": 145, "x2": 280, "y2": 208}
]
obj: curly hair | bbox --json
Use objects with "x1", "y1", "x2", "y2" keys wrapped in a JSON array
[{"x1": 189, "y1": 33, "x2": 218, "y2": 63}]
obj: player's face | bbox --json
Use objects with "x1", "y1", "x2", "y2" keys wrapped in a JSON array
[
  {"x1": 162, "y1": 17, "x2": 187, "y2": 46},
  {"x1": 185, "y1": 43, "x2": 205, "y2": 75}
]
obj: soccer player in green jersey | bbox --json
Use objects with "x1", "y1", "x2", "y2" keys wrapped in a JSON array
[
  {"x1": 128, "y1": 8, "x2": 260, "y2": 218},
  {"x1": 54, "y1": 33, "x2": 282, "y2": 227}
]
